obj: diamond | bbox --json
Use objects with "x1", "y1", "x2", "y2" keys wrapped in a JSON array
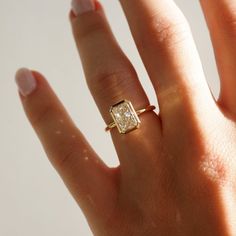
[{"x1": 110, "y1": 100, "x2": 141, "y2": 134}]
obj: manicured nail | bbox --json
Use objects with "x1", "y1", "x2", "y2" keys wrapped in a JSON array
[
  {"x1": 71, "y1": 0, "x2": 95, "y2": 16},
  {"x1": 15, "y1": 68, "x2": 37, "y2": 96}
]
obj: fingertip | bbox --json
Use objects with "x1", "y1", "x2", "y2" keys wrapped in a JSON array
[
  {"x1": 69, "y1": 10, "x2": 76, "y2": 21},
  {"x1": 94, "y1": 0, "x2": 103, "y2": 11},
  {"x1": 31, "y1": 70, "x2": 46, "y2": 82},
  {"x1": 15, "y1": 68, "x2": 37, "y2": 97},
  {"x1": 69, "y1": 0, "x2": 102, "y2": 21}
]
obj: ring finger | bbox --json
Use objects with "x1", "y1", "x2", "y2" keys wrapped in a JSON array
[{"x1": 70, "y1": 0, "x2": 162, "y2": 175}]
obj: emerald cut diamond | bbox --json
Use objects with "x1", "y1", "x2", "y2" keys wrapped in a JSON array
[{"x1": 110, "y1": 100, "x2": 141, "y2": 134}]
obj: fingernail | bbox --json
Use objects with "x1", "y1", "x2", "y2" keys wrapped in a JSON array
[
  {"x1": 71, "y1": 0, "x2": 95, "y2": 16},
  {"x1": 15, "y1": 68, "x2": 37, "y2": 96}
]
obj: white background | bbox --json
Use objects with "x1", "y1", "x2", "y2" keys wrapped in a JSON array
[{"x1": 0, "y1": 0, "x2": 219, "y2": 235}]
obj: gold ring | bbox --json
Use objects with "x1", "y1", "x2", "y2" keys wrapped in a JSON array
[{"x1": 105, "y1": 100, "x2": 156, "y2": 134}]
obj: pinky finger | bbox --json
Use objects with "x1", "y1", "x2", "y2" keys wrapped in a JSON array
[{"x1": 15, "y1": 68, "x2": 117, "y2": 225}]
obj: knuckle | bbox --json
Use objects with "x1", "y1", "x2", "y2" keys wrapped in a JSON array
[
  {"x1": 158, "y1": 84, "x2": 183, "y2": 109},
  {"x1": 196, "y1": 132, "x2": 233, "y2": 186},
  {"x1": 137, "y1": 14, "x2": 190, "y2": 50},
  {"x1": 31, "y1": 104, "x2": 56, "y2": 128},
  {"x1": 153, "y1": 20, "x2": 189, "y2": 48},
  {"x1": 74, "y1": 15, "x2": 105, "y2": 43},
  {"x1": 198, "y1": 153, "x2": 229, "y2": 186},
  {"x1": 158, "y1": 84, "x2": 193, "y2": 112},
  {"x1": 55, "y1": 141, "x2": 80, "y2": 170},
  {"x1": 88, "y1": 68, "x2": 137, "y2": 101}
]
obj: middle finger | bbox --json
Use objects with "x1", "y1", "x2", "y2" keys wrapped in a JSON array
[{"x1": 119, "y1": 0, "x2": 217, "y2": 134}]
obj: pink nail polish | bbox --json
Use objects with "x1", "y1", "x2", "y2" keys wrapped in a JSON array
[
  {"x1": 15, "y1": 68, "x2": 37, "y2": 96},
  {"x1": 71, "y1": 0, "x2": 95, "y2": 16}
]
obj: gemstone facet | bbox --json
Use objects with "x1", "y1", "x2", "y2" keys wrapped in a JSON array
[{"x1": 110, "y1": 100, "x2": 141, "y2": 134}]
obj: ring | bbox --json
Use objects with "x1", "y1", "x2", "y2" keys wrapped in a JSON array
[{"x1": 105, "y1": 100, "x2": 156, "y2": 134}]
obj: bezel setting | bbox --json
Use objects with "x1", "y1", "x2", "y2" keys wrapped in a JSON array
[{"x1": 109, "y1": 100, "x2": 141, "y2": 134}]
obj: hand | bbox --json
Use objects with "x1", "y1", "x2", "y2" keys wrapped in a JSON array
[{"x1": 15, "y1": 0, "x2": 236, "y2": 235}]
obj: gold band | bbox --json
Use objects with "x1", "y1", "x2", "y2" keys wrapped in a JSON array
[{"x1": 105, "y1": 104, "x2": 156, "y2": 132}]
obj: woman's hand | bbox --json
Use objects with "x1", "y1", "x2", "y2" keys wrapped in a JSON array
[{"x1": 15, "y1": 0, "x2": 236, "y2": 235}]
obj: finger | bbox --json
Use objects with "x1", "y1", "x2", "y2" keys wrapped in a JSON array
[
  {"x1": 119, "y1": 0, "x2": 216, "y2": 131},
  {"x1": 200, "y1": 0, "x2": 236, "y2": 116},
  {"x1": 70, "y1": 1, "x2": 149, "y2": 123},
  {"x1": 70, "y1": 1, "x2": 162, "y2": 174},
  {"x1": 15, "y1": 68, "x2": 117, "y2": 224}
]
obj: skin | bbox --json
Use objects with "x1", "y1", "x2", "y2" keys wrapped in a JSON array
[{"x1": 16, "y1": 0, "x2": 236, "y2": 235}]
